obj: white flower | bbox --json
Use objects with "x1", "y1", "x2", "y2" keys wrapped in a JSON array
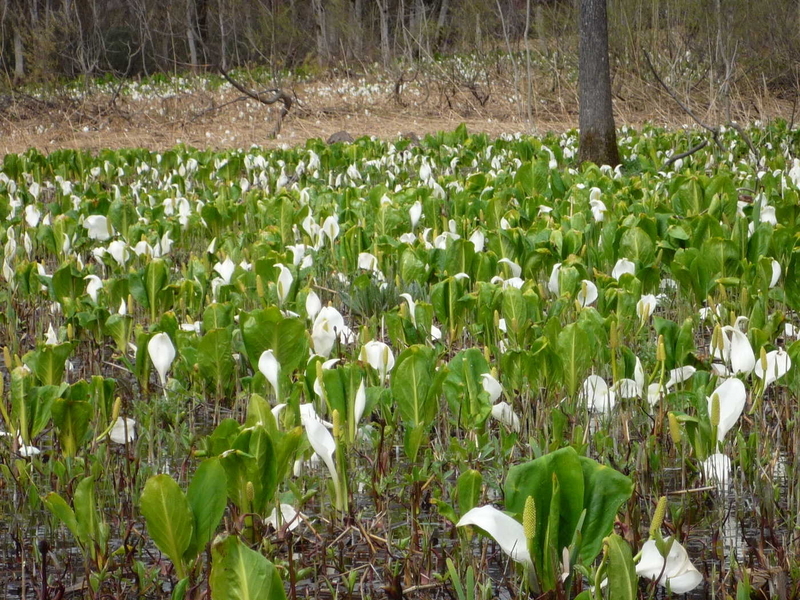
[
  {"x1": 666, "y1": 366, "x2": 696, "y2": 389},
  {"x1": 109, "y1": 417, "x2": 136, "y2": 444},
  {"x1": 275, "y1": 263, "x2": 294, "y2": 306},
  {"x1": 701, "y1": 452, "x2": 731, "y2": 491},
  {"x1": 708, "y1": 377, "x2": 746, "y2": 442},
  {"x1": 636, "y1": 538, "x2": 703, "y2": 593},
  {"x1": 456, "y1": 506, "x2": 531, "y2": 566},
  {"x1": 359, "y1": 340, "x2": 395, "y2": 382},
  {"x1": 266, "y1": 504, "x2": 302, "y2": 531},
  {"x1": 409, "y1": 201, "x2": 423, "y2": 229},
  {"x1": 480, "y1": 373, "x2": 503, "y2": 403},
  {"x1": 258, "y1": 350, "x2": 281, "y2": 397},
  {"x1": 83, "y1": 215, "x2": 112, "y2": 241},
  {"x1": 107, "y1": 240, "x2": 129, "y2": 266},
  {"x1": 147, "y1": 332, "x2": 176, "y2": 387},
  {"x1": 311, "y1": 306, "x2": 351, "y2": 357},
  {"x1": 637, "y1": 294, "x2": 658, "y2": 321},
  {"x1": 548, "y1": 263, "x2": 561, "y2": 295},
  {"x1": 24, "y1": 205, "x2": 41, "y2": 228},
  {"x1": 84, "y1": 275, "x2": 103, "y2": 302},
  {"x1": 612, "y1": 258, "x2": 636, "y2": 280},
  {"x1": 491, "y1": 401, "x2": 520, "y2": 432},
  {"x1": 754, "y1": 348, "x2": 792, "y2": 387},
  {"x1": 322, "y1": 215, "x2": 340, "y2": 245},
  {"x1": 213, "y1": 258, "x2": 235, "y2": 285},
  {"x1": 469, "y1": 230, "x2": 485, "y2": 252},
  {"x1": 577, "y1": 280, "x2": 598, "y2": 307},
  {"x1": 497, "y1": 258, "x2": 522, "y2": 278},
  {"x1": 357, "y1": 252, "x2": 380, "y2": 272},
  {"x1": 581, "y1": 375, "x2": 616, "y2": 413},
  {"x1": 770, "y1": 260, "x2": 781, "y2": 288},
  {"x1": 305, "y1": 290, "x2": 322, "y2": 321}
]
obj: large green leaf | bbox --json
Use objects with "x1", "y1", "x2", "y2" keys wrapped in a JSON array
[
  {"x1": 140, "y1": 474, "x2": 194, "y2": 579},
  {"x1": 442, "y1": 348, "x2": 491, "y2": 430},
  {"x1": 23, "y1": 342, "x2": 74, "y2": 386},
  {"x1": 392, "y1": 345, "x2": 441, "y2": 461},
  {"x1": 51, "y1": 397, "x2": 92, "y2": 458},
  {"x1": 556, "y1": 322, "x2": 592, "y2": 397},
  {"x1": 240, "y1": 308, "x2": 307, "y2": 375},
  {"x1": 578, "y1": 457, "x2": 633, "y2": 564},
  {"x1": 604, "y1": 534, "x2": 638, "y2": 600},
  {"x1": 210, "y1": 534, "x2": 287, "y2": 600},
  {"x1": 144, "y1": 259, "x2": 168, "y2": 322},
  {"x1": 186, "y1": 458, "x2": 227, "y2": 561},
  {"x1": 786, "y1": 250, "x2": 800, "y2": 312},
  {"x1": 196, "y1": 328, "x2": 235, "y2": 396},
  {"x1": 619, "y1": 227, "x2": 655, "y2": 266}
]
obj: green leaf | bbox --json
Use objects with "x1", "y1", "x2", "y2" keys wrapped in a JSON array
[
  {"x1": 145, "y1": 259, "x2": 168, "y2": 322},
  {"x1": 392, "y1": 345, "x2": 438, "y2": 460},
  {"x1": 210, "y1": 534, "x2": 287, "y2": 600},
  {"x1": 74, "y1": 476, "x2": 103, "y2": 562},
  {"x1": 578, "y1": 457, "x2": 633, "y2": 564},
  {"x1": 619, "y1": 227, "x2": 655, "y2": 266},
  {"x1": 604, "y1": 534, "x2": 637, "y2": 600},
  {"x1": 23, "y1": 342, "x2": 74, "y2": 386},
  {"x1": 140, "y1": 474, "x2": 193, "y2": 579},
  {"x1": 51, "y1": 398, "x2": 92, "y2": 458},
  {"x1": 186, "y1": 458, "x2": 227, "y2": 561},
  {"x1": 240, "y1": 308, "x2": 307, "y2": 375},
  {"x1": 786, "y1": 250, "x2": 800, "y2": 312},
  {"x1": 442, "y1": 348, "x2": 491, "y2": 430},
  {"x1": 197, "y1": 328, "x2": 235, "y2": 396},
  {"x1": 43, "y1": 493, "x2": 82, "y2": 547},
  {"x1": 556, "y1": 322, "x2": 592, "y2": 397},
  {"x1": 456, "y1": 470, "x2": 482, "y2": 517}
]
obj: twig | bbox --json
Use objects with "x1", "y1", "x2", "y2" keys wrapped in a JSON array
[
  {"x1": 217, "y1": 66, "x2": 292, "y2": 138},
  {"x1": 642, "y1": 50, "x2": 723, "y2": 150},
  {"x1": 663, "y1": 139, "x2": 708, "y2": 169}
]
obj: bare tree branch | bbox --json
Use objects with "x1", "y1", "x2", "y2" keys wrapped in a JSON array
[
  {"x1": 663, "y1": 139, "x2": 708, "y2": 169},
  {"x1": 217, "y1": 65, "x2": 292, "y2": 138}
]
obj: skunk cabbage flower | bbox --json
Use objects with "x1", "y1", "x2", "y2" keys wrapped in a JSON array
[
  {"x1": 469, "y1": 230, "x2": 485, "y2": 252},
  {"x1": 109, "y1": 417, "x2": 136, "y2": 444},
  {"x1": 666, "y1": 366, "x2": 696, "y2": 389},
  {"x1": 24, "y1": 205, "x2": 41, "y2": 228},
  {"x1": 498, "y1": 258, "x2": 522, "y2": 278},
  {"x1": 305, "y1": 290, "x2": 322, "y2": 321},
  {"x1": 491, "y1": 401, "x2": 520, "y2": 432},
  {"x1": 409, "y1": 201, "x2": 423, "y2": 229},
  {"x1": 754, "y1": 348, "x2": 791, "y2": 386},
  {"x1": 636, "y1": 538, "x2": 702, "y2": 593},
  {"x1": 457, "y1": 506, "x2": 531, "y2": 566},
  {"x1": 301, "y1": 409, "x2": 342, "y2": 509},
  {"x1": 581, "y1": 374, "x2": 616, "y2": 413},
  {"x1": 266, "y1": 504, "x2": 301, "y2": 531},
  {"x1": 701, "y1": 452, "x2": 731, "y2": 491},
  {"x1": 148, "y1": 332, "x2": 176, "y2": 387},
  {"x1": 770, "y1": 260, "x2": 781, "y2": 288},
  {"x1": 400, "y1": 293, "x2": 442, "y2": 341},
  {"x1": 548, "y1": 263, "x2": 562, "y2": 295},
  {"x1": 357, "y1": 252, "x2": 380, "y2": 272},
  {"x1": 84, "y1": 275, "x2": 103, "y2": 303},
  {"x1": 311, "y1": 306, "x2": 350, "y2": 357},
  {"x1": 708, "y1": 377, "x2": 746, "y2": 442},
  {"x1": 45, "y1": 324, "x2": 58, "y2": 345},
  {"x1": 275, "y1": 263, "x2": 293, "y2": 306},
  {"x1": 84, "y1": 215, "x2": 112, "y2": 241},
  {"x1": 612, "y1": 258, "x2": 636, "y2": 280},
  {"x1": 258, "y1": 350, "x2": 281, "y2": 397},
  {"x1": 481, "y1": 373, "x2": 503, "y2": 403},
  {"x1": 322, "y1": 215, "x2": 340, "y2": 245},
  {"x1": 637, "y1": 294, "x2": 658, "y2": 321},
  {"x1": 577, "y1": 280, "x2": 598, "y2": 307},
  {"x1": 213, "y1": 258, "x2": 235, "y2": 285},
  {"x1": 359, "y1": 340, "x2": 395, "y2": 382}
]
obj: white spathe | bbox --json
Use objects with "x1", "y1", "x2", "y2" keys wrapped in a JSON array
[
  {"x1": 213, "y1": 258, "x2": 235, "y2": 285},
  {"x1": 581, "y1": 374, "x2": 616, "y2": 413},
  {"x1": 708, "y1": 377, "x2": 747, "y2": 442},
  {"x1": 305, "y1": 290, "x2": 322, "y2": 321},
  {"x1": 754, "y1": 348, "x2": 792, "y2": 386},
  {"x1": 701, "y1": 452, "x2": 731, "y2": 491},
  {"x1": 147, "y1": 332, "x2": 176, "y2": 386},
  {"x1": 612, "y1": 258, "x2": 636, "y2": 280},
  {"x1": 258, "y1": 350, "x2": 281, "y2": 397},
  {"x1": 109, "y1": 417, "x2": 136, "y2": 444},
  {"x1": 491, "y1": 401, "x2": 521, "y2": 432},
  {"x1": 359, "y1": 340, "x2": 395, "y2": 382},
  {"x1": 577, "y1": 280, "x2": 598, "y2": 307},
  {"x1": 636, "y1": 538, "x2": 703, "y2": 594},
  {"x1": 637, "y1": 294, "x2": 658, "y2": 321},
  {"x1": 275, "y1": 263, "x2": 294, "y2": 306},
  {"x1": 456, "y1": 505, "x2": 532, "y2": 566},
  {"x1": 84, "y1": 215, "x2": 113, "y2": 241},
  {"x1": 84, "y1": 275, "x2": 103, "y2": 303},
  {"x1": 481, "y1": 373, "x2": 503, "y2": 403},
  {"x1": 548, "y1": 263, "x2": 561, "y2": 295}
]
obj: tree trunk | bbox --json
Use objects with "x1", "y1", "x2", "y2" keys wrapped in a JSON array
[
  {"x1": 311, "y1": 0, "x2": 329, "y2": 63},
  {"x1": 376, "y1": 0, "x2": 390, "y2": 68},
  {"x1": 13, "y1": 20, "x2": 25, "y2": 78},
  {"x1": 187, "y1": 0, "x2": 199, "y2": 70},
  {"x1": 578, "y1": 0, "x2": 620, "y2": 166},
  {"x1": 218, "y1": 0, "x2": 227, "y2": 70}
]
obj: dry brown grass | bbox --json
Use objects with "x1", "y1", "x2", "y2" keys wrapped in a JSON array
[{"x1": 0, "y1": 69, "x2": 795, "y2": 157}]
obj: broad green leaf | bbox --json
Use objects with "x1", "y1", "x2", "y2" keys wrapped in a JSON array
[
  {"x1": 186, "y1": 458, "x2": 227, "y2": 561},
  {"x1": 604, "y1": 534, "x2": 637, "y2": 600},
  {"x1": 197, "y1": 328, "x2": 235, "y2": 396},
  {"x1": 556, "y1": 322, "x2": 592, "y2": 397},
  {"x1": 140, "y1": 474, "x2": 193, "y2": 579},
  {"x1": 51, "y1": 398, "x2": 92, "y2": 457},
  {"x1": 210, "y1": 534, "x2": 286, "y2": 600},
  {"x1": 578, "y1": 457, "x2": 633, "y2": 564},
  {"x1": 23, "y1": 342, "x2": 74, "y2": 386}
]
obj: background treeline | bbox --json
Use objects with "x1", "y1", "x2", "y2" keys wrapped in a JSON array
[{"x1": 1, "y1": 0, "x2": 798, "y2": 94}]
